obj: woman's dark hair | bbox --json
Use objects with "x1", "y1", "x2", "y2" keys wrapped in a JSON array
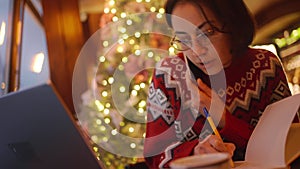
[{"x1": 165, "y1": 0, "x2": 256, "y2": 56}]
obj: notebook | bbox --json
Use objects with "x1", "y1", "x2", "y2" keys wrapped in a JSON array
[
  {"x1": 234, "y1": 94, "x2": 300, "y2": 169},
  {"x1": 0, "y1": 82, "x2": 103, "y2": 169}
]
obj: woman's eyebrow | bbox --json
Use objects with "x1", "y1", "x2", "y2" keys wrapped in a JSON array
[
  {"x1": 174, "y1": 21, "x2": 213, "y2": 35},
  {"x1": 174, "y1": 31, "x2": 188, "y2": 35},
  {"x1": 195, "y1": 21, "x2": 210, "y2": 31}
]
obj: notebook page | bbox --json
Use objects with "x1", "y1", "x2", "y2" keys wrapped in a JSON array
[{"x1": 244, "y1": 94, "x2": 300, "y2": 168}]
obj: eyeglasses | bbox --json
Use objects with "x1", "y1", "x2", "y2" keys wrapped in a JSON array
[
  {"x1": 170, "y1": 28, "x2": 215, "y2": 51},
  {"x1": 170, "y1": 23, "x2": 229, "y2": 51}
]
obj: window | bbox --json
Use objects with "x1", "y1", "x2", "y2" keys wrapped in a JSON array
[
  {"x1": 0, "y1": 0, "x2": 13, "y2": 96},
  {"x1": 19, "y1": 2, "x2": 49, "y2": 90},
  {"x1": 0, "y1": 0, "x2": 49, "y2": 96}
]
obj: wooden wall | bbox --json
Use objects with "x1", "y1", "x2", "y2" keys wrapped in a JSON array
[{"x1": 41, "y1": 0, "x2": 84, "y2": 114}]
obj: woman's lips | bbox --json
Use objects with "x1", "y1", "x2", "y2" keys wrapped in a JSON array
[{"x1": 199, "y1": 60, "x2": 214, "y2": 68}]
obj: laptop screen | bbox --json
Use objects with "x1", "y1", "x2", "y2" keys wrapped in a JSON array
[{"x1": 0, "y1": 83, "x2": 103, "y2": 169}]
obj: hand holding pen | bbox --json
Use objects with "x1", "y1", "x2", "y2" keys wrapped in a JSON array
[
  {"x1": 192, "y1": 79, "x2": 235, "y2": 167},
  {"x1": 193, "y1": 107, "x2": 235, "y2": 167},
  {"x1": 203, "y1": 107, "x2": 235, "y2": 167},
  {"x1": 195, "y1": 79, "x2": 227, "y2": 128}
]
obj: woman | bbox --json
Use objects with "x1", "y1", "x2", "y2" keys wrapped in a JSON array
[{"x1": 144, "y1": 0, "x2": 296, "y2": 168}]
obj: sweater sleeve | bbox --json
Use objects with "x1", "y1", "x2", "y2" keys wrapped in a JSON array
[
  {"x1": 219, "y1": 109, "x2": 252, "y2": 151},
  {"x1": 268, "y1": 51, "x2": 291, "y2": 103},
  {"x1": 144, "y1": 65, "x2": 199, "y2": 168},
  {"x1": 267, "y1": 52, "x2": 299, "y2": 122},
  {"x1": 220, "y1": 49, "x2": 298, "y2": 160},
  {"x1": 144, "y1": 137, "x2": 199, "y2": 168}
]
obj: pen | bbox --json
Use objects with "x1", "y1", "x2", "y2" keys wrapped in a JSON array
[{"x1": 203, "y1": 107, "x2": 235, "y2": 168}]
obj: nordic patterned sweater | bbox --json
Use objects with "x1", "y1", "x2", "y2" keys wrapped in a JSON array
[{"x1": 143, "y1": 47, "x2": 297, "y2": 168}]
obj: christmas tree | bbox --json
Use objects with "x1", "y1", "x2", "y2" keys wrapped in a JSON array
[{"x1": 75, "y1": 0, "x2": 177, "y2": 168}]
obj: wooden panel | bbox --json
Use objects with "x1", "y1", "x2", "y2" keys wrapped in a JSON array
[
  {"x1": 87, "y1": 13, "x2": 102, "y2": 35},
  {"x1": 41, "y1": 0, "x2": 84, "y2": 114},
  {"x1": 254, "y1": 0, "x2": 300, "y2": 29},
  {"x1": 9, "y1": 0, "x2": 25, "y2": 92}
]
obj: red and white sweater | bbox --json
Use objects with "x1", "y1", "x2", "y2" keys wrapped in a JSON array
[{"x1": 143, "y1": 48, "x2": 297, "y2": 168}]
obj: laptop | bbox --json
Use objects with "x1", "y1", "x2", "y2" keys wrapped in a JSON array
[{"x1": 0, "y1": 82, "x2": 103, "y2": 169}]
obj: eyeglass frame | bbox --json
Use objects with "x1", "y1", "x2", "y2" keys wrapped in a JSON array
[{"x1": 170, "y1": 22, "x2": 229, "y2": 51}]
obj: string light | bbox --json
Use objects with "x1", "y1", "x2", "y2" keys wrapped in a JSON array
[
  {"x1": 104, "y1": 118, "x2": 111, "y2": 124},
  {"x1": 138, "y1": 100, "x2": 146, "y2": 107},
  {"x1": 119, "y1": 121, "x2": 125, "y2": 127},
  {"x1": 103, "y1": 41, "x2": 109, "y2": 47},
  {"x1": 117, "y1": 46, "x2": 124, "y2": 53},
  {"x1": 111, "y1": 129, "x2": 118, "y2": 135},
  {"x1": 133, "y1": 85, "x2": 141, "y2": 90},
  {"x1": 119, "y1": 86, "x2": 126, "y2": 93},
  {"x1": 104, "y1": 7, "x2": 110, "y2": 13},
  {"x1": 96, "y1": 119, "x2": 102, "y2": 125},
  {"x1": 134, "y1": 49, "x2": 141, "y2": 55},
  {"x1": 118, "y1": 65, "x2": 124, "y2": 70},
  {"x1": 102, "y1": 80, "x2": 108, "y2": 86},
  {"x1": 134, "y1": 32, "x2": 141, "y2": 38},
  {"x1": 108, "y1": 0, "x2": 115, "y2": 6},
  {"x1": 93, "y1": 146, "x2": 99, "y2": 152},
  {"x1": 111, "y1": 8, "x2": 117, "y2": 14},
  {"x1": 169, "y1": 46, "x2": 176, "y2": 55},
  {"x1": 102, "y1": 91, "x2": 108, "y2": 97},
  {"x1": 95, "y1": 100, "x2": 105, "y2": 111},
  {"x1": 119, "y1": 27, "x2": 126, "y2": 33},
  {"x1": 131, "y1": 90, "x2": 138, "y2": 96},
  {"x1": 155, "y1": 55, "x2": 161, "y2": 62},
  {"x1": 126, "y1": 19, "x2": 133, "y2": 25},
  {"x1": 112, "y1": 16, "x2": 119, "y2": 22},
  {"x1": 147, "y1": 51, "x2": 154, "y2": 58},
  {"x1": 108, "y1": 77, "x2": 114, "y2": 84},
  {"x1": 91, "y1": 135, "x2": 99, "y2": 142},
  {"x1": 156, "y1": 13, "x2": 163, "y2": 19},
  {"x1": 122, "y1": 34, "x2": 129, "y2": 39},
  {"x1": 140, "y1": 82, "x2": 146, "y2": 88},
  {"x1": 130, "y1": 143, "x2": 136, "y2": 148},
  {"x1": 138, "y1": 108, "x2": 144, "y2": 113},
  {"x1": 118, "y1": 38, "x2": 125, "y2": 44},
  {"x1": 128, "y1": 127, "x2": 134, "y2": 132},
  {"x1": 102, "y1": 137, "x2": 108, "y2": 142},
  {"x1": 99, "y1": 56, "x2": 106, "y2": 62},
  {"x1": 120, "y1": 12, "x2": 127, "y2": 18},
  {"x1": 129, "y1": 39, "x2": 135, "y2": 45},
  {"x1": 122, "y1": 57, "x2": 128, "y2": 63},
  {"x1": 105, "y1": 103, "x2": 111, "y2": 108},
  {"x1": 100, "y1": 126, "x2": 106, "y2": 131},
  {"x1": 150, "y1": 7, "x2": 156, "y2": 12},
  {"x1": 159, "y1": 8, "x2": 165, "y2": 13},
  {"x1": 104, "y1": 108, "x2": 110, "y2": 115}
]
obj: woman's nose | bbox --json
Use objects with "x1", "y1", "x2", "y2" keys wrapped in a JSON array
[{"x1": 191, "y1": 38, "x2": 207, "y2": 55}]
